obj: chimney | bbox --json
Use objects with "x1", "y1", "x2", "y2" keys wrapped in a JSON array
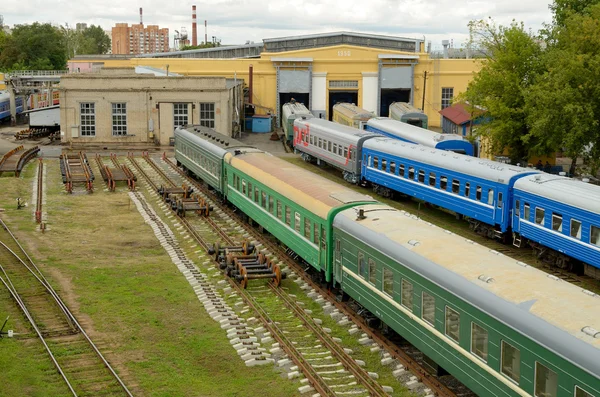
[
  {"x1": 139, "y1": 7, "x2": 143, "y2": 25},
  {"x1": 442, "y1": 40, "x2": 449, "y2": 59},
  {"x1": 192, "y1": 5, "x2": 197, "y2": 46},
  {"x1": 205, "y1": 20, "x2": 207, "y2": 45}
]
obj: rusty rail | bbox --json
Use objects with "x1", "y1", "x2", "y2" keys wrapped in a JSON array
[{"x1": 35, "y1": 159, "x2": 43, "y2": 223}]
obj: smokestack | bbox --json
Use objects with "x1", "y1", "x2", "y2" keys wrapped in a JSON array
[
  {"x1": 139, "y1": 7, "x2": 143, "y2": 25},
  {"x1": 205, "y1": 20, "x2": 207, "y2": 45},
  {"x1": 192, "y1": 5, "x2": 197, "y2": 46}
]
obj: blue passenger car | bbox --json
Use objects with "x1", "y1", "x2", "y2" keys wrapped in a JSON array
[
  {"x1": 365, "y1": 117, "x2": 474, "y2": 156},
  {"x1": 362, "y1": 138, "x2": 538, "y2": 238},
  {"x1": 513, "y1": 174, "x2": 600, "y2": 275},
  {"x1": 0, "y1": 91, "x2": 24, "y2": 121}
]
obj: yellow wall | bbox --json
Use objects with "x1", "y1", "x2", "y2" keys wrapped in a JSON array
[
  {"x1": 0, "y1": 73, "x2": 5, "y2": 90},
  {"x1": 72, "y1": 45, "x2": 482, "y2": 127}
]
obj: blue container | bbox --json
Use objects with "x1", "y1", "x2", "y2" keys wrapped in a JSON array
[
  {"x1": 252, "y1": 116, "x2": 271, "y2": 133},
  {"x1": 244, "y1": 119, "x2": 252, "y2": 131}
]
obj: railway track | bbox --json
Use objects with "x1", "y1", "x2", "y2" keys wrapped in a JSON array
[
  {"x1": 127, "y1": 154, "x2": 395, "y2": 397},
  {"x1": 35, "y1": 158, "x2": 44, "y2": 224},
  {"x1": 0, "y1": 217, "x2": 133, "y2": 397}
]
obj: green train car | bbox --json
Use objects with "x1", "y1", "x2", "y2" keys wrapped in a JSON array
[
  {"x1": 282, "y1": 101, "x2": 312, "y2": 146},
  {"x1": 174, "y1": 125, "x2": 600, "y2": 397}
]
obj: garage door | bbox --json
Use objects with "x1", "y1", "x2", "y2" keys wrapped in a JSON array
[{"x1": 273, "y1": 58, "x2": 313, "y2": 127}]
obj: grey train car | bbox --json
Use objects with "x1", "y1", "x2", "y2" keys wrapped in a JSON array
[
  {"x1": 282, "y1": 101, "x2": 312, "y2": 146},
  {"x1": 293, "y1": 117, "x2": 378, "y2": 184}
]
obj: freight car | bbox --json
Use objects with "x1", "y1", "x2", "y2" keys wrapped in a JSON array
[
  {"x1": 174, "y1": 125, "x2": 600, "y2": 397},
  {"x1": 389, "y1": 102, "x2": 428, "y2": 129},
  {"x1": 366, "y1": 117, "x2": 474, "y2": 156},
  {"x1": 281, "y1": 101, "x2": 312, "y2": 146},
  {"x1": 332, "y1": 103, "x2": 374, "y2": 130}
]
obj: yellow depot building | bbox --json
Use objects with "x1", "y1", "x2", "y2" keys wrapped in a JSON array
[{"x1": 69, "y1": 32, "x2": 481, "y2": 133}]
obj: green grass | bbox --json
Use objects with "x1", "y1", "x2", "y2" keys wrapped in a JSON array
[{"x1": 0, "y1": 159, "x2": 300, "y2": 397}]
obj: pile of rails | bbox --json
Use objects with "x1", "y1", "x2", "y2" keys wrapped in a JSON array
[
  {"x1": 0, "y1": 145, "x2": 40, "y2": 177},
  {"x1": 59, "y1": 152, "x2": 95, "y2": 193},
  {"x1": 95, "y1": 154, "x2": 136, "y2": 191},
  {"x1": 14, "y1": 128, "x2": 57, "y2": 141}
]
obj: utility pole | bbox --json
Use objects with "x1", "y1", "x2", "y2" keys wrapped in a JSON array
[{"x1": 422, "y1": 71, "x2": 427, "y2": 111}]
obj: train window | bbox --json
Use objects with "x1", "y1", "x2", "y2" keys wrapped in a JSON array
[
  {"x1": 383, "y1": 268, "x2": 393, "y2": 296},
  {"x1": 328, "y1": 141, "x2": 332, "y2": 152},
  {"x1": 314, "y1": 223, "x2": 320, "y2": 245},
  {"x1": 294, "y1": 212, "x2": 301, "y2": 233},
  {"x1": 440, "y1": 176, "x2": 447, "y2": 190},
  {"x1": 373, "y1": 157, "x2": 379, "y2": 169},
  {"x1": 318, "y1": 138, "x2": 323, "y2": 148},
  {"x1": 570, "y1": 219, "x2": 582, "y2": 239},
  {"x1": 476, "y1": 186, "x2": 482, "y2": 201},
  {"x1": 321, "y1": 227, "x2": 326, "y2": 250},
  {"x1": 591, "y1": 226, "x2": 600, "y2": 246},
  {"x1": 465, "y1": 183, "x2": 470, "y2": 198},
  {"x1": 248, "y1": 182, "x2": 253, "y2": 198},
  {"x1": 285, "y1": 207, "x2": 291, "y2": 226},
  {"x1": 551, "y1": 213, "x2": 563, "y2": 232},
  {"x1": 488, "y1": 189, "x2": 494, "y2": 205},
  {"x1": 269, "y1": 196, "x2": 274, "y2": 214},
  {"x1": 575, "y1": 386, "x2": 593, "y2": 397},
  {"x1": 390, "y1": 162, "x2": 396, "y2": 174},
  {"x1": 261, "y1": 192, "x2": 267, "y2": 209},
  {"x1": 358, "y1": 252, "x2": 366, "y2": 279},
  {"x1": 277, "y1": 201, "x2": 282, "y2": 219},
  {"x1": 381, "y1": 159, "x2": 387, "y2": 171},
  {"x1": 304, "y1": 218, "x2": 311, "y2": 239},
  {"x1": 399, "y1": 164, "x2": 405, "y2": 178},
  {"x1": 408, "y1": 167, "x2": 415, "y2": 180},
  {"x1": 534, "y1": 362, "x2": 557, "y2": 397},
  {"x1": 418, "y1": 170, "x2": 425, "y2": 183},
  {"x1": 254, "y1": 188, "x2": 259, "y2": 203},
  {"x1": 368, "y1": 156, "x2": 372, "y2": 167},
  {"x1": 310, "y1": 135, "x2": 314, "y2": 145},
  {"x1": 422, "y1": 292, "x2": 435, "y2": 326},
  {"x1": 501, "y1": 341, "x2": 521, "y2": 384},
  {"x1": 242, "y1": 180, "x2": 247, "y2": 194},
  {"x1": 338, "y1": 146, "x2": 343, "y2": 156},
  {"x1": 524, "y1": 204, "x2": 530, "y2": 220},
  {"x1": 497, "y1": 192, "x2": 503, "y2": 208},
  {"x1": 368, "y1": 259, "x2": 377, "y2": 285},
  {"x1": 470, "y1": 323, "x2": 488, "y2": 362},
  {"x1": 429, "y1": 172, "x2": 436, "y2": 186},
  {"x1": 351, "y1": 150, "x2": 356, "y2": 161},
  {"x1": 401, "y1": 280, "x2": 413, "y2": 311},
  {"x1": 305, "y1": 133, "x2": 309, "y2": 144},
  {"x1": 344, "y1": 147, "x2": 348, "y2": 158},
  {"x1": 445, "y1": 306, "x2": 460, "y2": 343},
  {"x1": 535, "y1": 208, "x2": 545, "y2": 226},
  {"x1": 333, "y1": 143, "x2": 338, "y2": 154},
  {"x1": 452, "y1": 180, "x2": 460, "y2": 194},
  {"x1": 515, "y1": 200, "x2": 520, "y2": 217}
]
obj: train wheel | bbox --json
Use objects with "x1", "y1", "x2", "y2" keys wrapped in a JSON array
[
  {"x1": 213, "y1": 242, "x2": 221, "y2": 261},
  {"x1": 272, "y1": 264, "x2": 282, "y2": 288},
  {"x1": 240, "y1": 268, "x2": 248, "y2": 289}
]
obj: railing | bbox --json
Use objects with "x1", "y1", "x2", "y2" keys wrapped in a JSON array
[{"x1": 5, "y1": 70, "x2": 69, "y2": 78}]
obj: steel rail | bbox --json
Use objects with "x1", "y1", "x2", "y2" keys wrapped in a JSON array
[{"x1": 35, "y1": 159, "x2": 43, "y2": 223}]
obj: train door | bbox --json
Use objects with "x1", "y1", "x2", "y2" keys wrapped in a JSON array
[
  {"x1": 334, "y1": 238, "x2": 343, "y2": 285},
  {"x1": 496, "y1": 190, "x2": 504, "y2": 226}
]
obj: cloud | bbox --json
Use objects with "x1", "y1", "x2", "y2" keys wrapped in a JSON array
[{"x1": 2, "y1": 0, "x2": 553, "y2": 48}]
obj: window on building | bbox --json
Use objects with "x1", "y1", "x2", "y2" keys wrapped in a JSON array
[
  {"x1": 401, "y1": 279, "x2": 413, "y2": 311},
  {"x1": 591, "y1": 226, "x2": 600, "y2": 246},
  {"x1": 441, "y1": 87, "x2": 454, "y2": 109},
  {"x1": 471, "y1": 323, "x2": 488, "y2": 362},
  {"x1": 445, "y1": 306, "x2": 460, "y2": 343},
  {"x1": 285, "y1": 207, "x2": 291, "y2": 226},
  {"x1": 111, "y1": 102, "x2": 127, "y2": 136},
  {"x1": 199, "y1": 103, "x2": 215, "y2": 128},
  {"x1": 368, "y1": 258, "x2": 377, "y2": 285},
  {"x1": 429, "y1": 172, "x2": 436, "y2": 186},
  {"x1": 173, "y1": 103, "x2": 188, "y2": 127},
  {"x1": 501, "y1": 341, "x2": 520, "y2": 384},
  {"x1": 524, "y1": 204, "x2": 530, "y2": 220},
  {"x1": 358, "y1": 252, "x2": 366, "y2": 278},
  {"x1": 452, "y1": 179, "x2": 460, "y2": 194},
  {"x1": 535, "y1": 208, "x2": 545, "y2": 226},
  {"x1": 80, "y1": 103, "x2": 96, "y2": 136},
  {"x1": 551, "y1": 213, "x2": 563, "y2": 232},
  {"x1": 575, "y1": 386, "x2": 594, "y2": 397},
  {"x1": 515, "y1": 200, "x2": 520, "y2": 217},
  {"x1": 570, "y1": 219, "x2": 581, "y2": 239},
  {"x1": 465, "y1": 182, "x2": 470, "y2": 197},
  {"x1": 534, "y1": 362, "x2": 557, "y2": 397},
  {"x1": 304, "y1": 218, "x2": 311, "y2": 239},
  {"x1": 422, "y1": 292, "x2": 435, "y2": 325},
  {"x1": 383, "y1": 267, "x2": 393, "y2": 296}
]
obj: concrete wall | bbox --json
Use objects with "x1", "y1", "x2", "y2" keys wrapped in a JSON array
[
  {"x1": 59, "y1": 68, "x2": 242, "y2": 146},
  {"x1": 70, "y1": 45, "x2": 482, "y2": 128}
]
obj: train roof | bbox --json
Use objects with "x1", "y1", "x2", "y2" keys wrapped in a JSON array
[
  {"x1": 225, "y1": 151, "x2": 375, "y2": 219},
  {"x1": 367, "y1": 117, "x2": 464, "y2": 146},
  {"x1": 175, "y1": 125, "x2": 256, "y2": 156},
  {"x1": 514, "y1": 173, "x2": 600, "y2": 214},
  {"x1": 282, "y1": 102, "x2": 312, "y2": 118},
  {"x1": 334, "y1": 204, "x2": 600, "y2": 377},
  {"x1": 332, "y1": 103, "x2": 374, "y2": 120},
  {"x1": 364, "y1": 137, "x2": 537, "y2": 184},
  {"x1": 295, "y1": 118, "x2": 379, "y2": 142},
  {"x1": 389, "y1": 102, "x2": 426, "y2": 118}
]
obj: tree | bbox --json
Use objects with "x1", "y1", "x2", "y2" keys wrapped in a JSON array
[
  {"x1": 526, "y1": 3, "x2": 600, "y2": 175},
  {"x1": 0, "y1": 23, "x2": 66, "y2": 70},
  {"x1": 550, "y1": 0, "x2": 600, "y2": 27},
  {"x1": 460, "y1": 19, "x2": 545, "y2": 162},
  {"x1": 77, "y1": 25, "x2": 111, "y2": 55}
]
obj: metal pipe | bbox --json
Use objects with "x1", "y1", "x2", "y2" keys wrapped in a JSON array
[{"x1": 248, "y1": 64, "x2": 253, "y2": 105}]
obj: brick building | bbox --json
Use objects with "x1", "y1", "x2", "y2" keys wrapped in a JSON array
[
  {"x1": 59, "y1": 68, "x2": 243, "y2": 146},
  {"x1": 111, "y1": 23, "x2": 169, "y2": 55}
]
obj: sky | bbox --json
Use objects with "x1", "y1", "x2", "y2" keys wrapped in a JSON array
[{"x1": 1, "y1": 0, "x2": 554, "y2": 51}]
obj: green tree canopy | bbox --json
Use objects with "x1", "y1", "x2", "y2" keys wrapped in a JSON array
[
  {"x1": 550, "y1": 0, "x2": 600, "y2": 27},
  {"x1": 77, "y1": 25, "x2": 111, "y2": 55},
  {"x1": 0, "y1": 23, "x2": 66, "y2": 70},
  {"x1": 461, "y1": 20, "x2": 545, "y2": 162}
]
